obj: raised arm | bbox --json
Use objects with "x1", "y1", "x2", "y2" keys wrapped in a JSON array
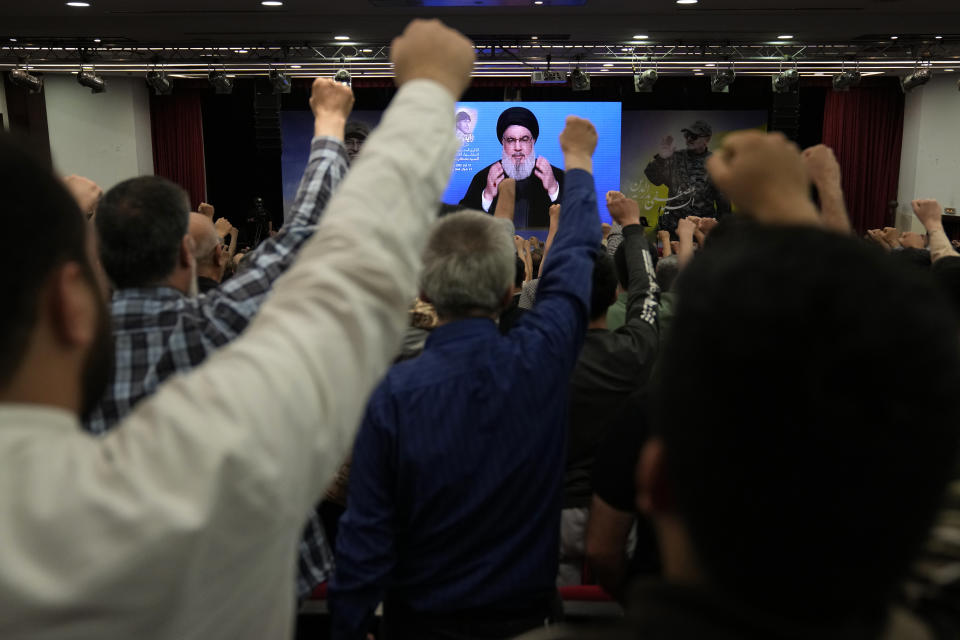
[
  {"x1": 802, "y1": 144, "x2": 852, "y2": 234},
  {"x1": 538, "y1": 203, "x2": 562, "y2": 277},
  {"x1": 110, "y1": 16, "x2": 476, "y2": 557},
  {"x1": 190, "y1": 79, "x2": 353, "y2": 336},
  {"x1": 913, "y1": 199, "x2": 960, "y2": 263}
]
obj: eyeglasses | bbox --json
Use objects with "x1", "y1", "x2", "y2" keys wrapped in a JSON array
[{"x1": 502, "y1": 135, "x2": 533, "y2": 145}]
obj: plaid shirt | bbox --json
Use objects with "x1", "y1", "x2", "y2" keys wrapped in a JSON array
[{"x1": 84, "y1": 136, "x2": 348, "y2": 597}]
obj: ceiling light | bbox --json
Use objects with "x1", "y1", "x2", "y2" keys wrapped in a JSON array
[
  {"x1": 66, "y1": 2, "x2": 90, "y2": 6},
  {"x1": 334, "y1": 35, "x2": 350, "y2": 40},
  {"x1": 77, "y1": 69, "x2": 106, "y2": 93},
  {"x1": 778, "y1": 35, "x2": 794, "y2": 40},
  {"x1": 93, "y1": 38, "x2": 100, "y2": 43},
  {"x1": 208, "y1": 70, "x2": 233, "y2": 94},
  {"x1": 261, "y1": 1, "x2": 283, "y2": 5},
  {"x1": 290, "y1": 64, "x2": 302, "y2": 69},
  {"x1": 676, "y1": 0, "x2": 698, "y2": 4},
  {"x1": 534, "y1": 1, "x2": 544, "y2": 4},
  {"x1": 772, "y1": 68, "x2": 799, "y2": 93},
  {"x1": 531, "y1": 36, "x2": 539, "y2": 40},
  {"x1": 936, "y1": 36, "x2": 943, "y2": 40},
  {"x1": 634, "y1": 69, "x2": 657, "y2": 92},
  {"x1": 901, "y1": 68, "x2": 931, "y2": 92},
  {"x1": 146, "y1": 70, "x2": 172, "y2": 95},
  {"x1": 9, "y1": 68, "x2": 42, "y2": 93},
  {"x1": 633, "y1": 34, "x2": 649, "y2": 40},
  {"x1": 603, "y1": 63, "x2": 614, "y2": 67},
  {"x1": 237, "y1": 49, "x2": 249, "y2": 54},
  {"x1": 891, "y1": 36, "x2": 899, "y2": 40},
  {"x1": 711, "y1": 68, "x2": 735, "y2": 93},
  {"x1": 832, "y1": 70, "x2": 861, "y2": 91},
  {"x1": 361, "y1": 49, "x2": 373, "y2": 53},
  {"x1": 9, "y1": 38, "x2": 16, "y2": 42},
  {"x1": 946, "y1": 68, "x2": 955, "y2": 72}
]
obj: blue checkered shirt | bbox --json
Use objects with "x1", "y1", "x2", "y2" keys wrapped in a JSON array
[{"x1": 84, "y1": 136, "x2": 348, "y2": 597}]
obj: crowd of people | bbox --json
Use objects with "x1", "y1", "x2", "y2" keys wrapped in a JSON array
[{"x1": 1, "y1": 18, "x2": 960, "y2": 640}]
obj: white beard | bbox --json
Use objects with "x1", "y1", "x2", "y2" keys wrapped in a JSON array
[{"x1": 501, "y1": 150, "x2": 537, "y2": 180}]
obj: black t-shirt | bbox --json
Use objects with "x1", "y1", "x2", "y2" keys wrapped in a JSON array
[{"x1": 591, "y1": 399, "x2": 661, "y2": 577}]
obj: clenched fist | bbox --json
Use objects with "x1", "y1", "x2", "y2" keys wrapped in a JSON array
[
  {"x1": 606, "y1": 191, "x2": 641, "y2": 227},
  {"x1": 391, "y1": 19, "x2": 475, "y2": 98},
  {"x1": 707, "y1": 130, "x2": 817, "y2": 226},
  {"x1": 912, "y1": 199, "x2": 943, "y2": 231},
  {"x1": 802, "y1": 144, "x2": 842, "y2": 188},
  {"x1": 63, "y1": 174, "x2": 102, "y2": 217},
  {"x1": 659, "y1": 135, "x2": 675, "y2": 159},
  {"x1": 534, "y1": 156, "x2": 558, "y2": 196}
]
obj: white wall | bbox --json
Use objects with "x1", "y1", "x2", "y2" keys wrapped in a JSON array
[
  {"x1": 0, "y1": 78, "x2": 9, "y2": 131},
  {"x1": 44, "y1": 74, "x2": 153, "y2": 191},
  {"x1": 897, "y1": 75, "x2": 960, "y2": 231}
]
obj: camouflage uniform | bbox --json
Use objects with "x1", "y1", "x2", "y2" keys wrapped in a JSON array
[{"x1": 644, "y1": 125, "x2": 731, "y2": 235}]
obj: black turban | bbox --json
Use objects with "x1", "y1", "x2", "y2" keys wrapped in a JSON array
[{"x1": 496, "y1": 107, "x2": 539, "y2": 142}]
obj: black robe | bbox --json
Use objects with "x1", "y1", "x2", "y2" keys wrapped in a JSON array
[{"x1": 459, "y1": 161, "x2": 565, "y2": 228}]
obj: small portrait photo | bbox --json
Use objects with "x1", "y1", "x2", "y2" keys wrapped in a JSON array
[{"x1": 455, "y1": 108, "x2": 478, "y2": 143}]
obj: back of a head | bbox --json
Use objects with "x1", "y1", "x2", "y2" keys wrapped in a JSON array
[
  {"x1": 654, "y1": 224, "x2": 960, "y2": 622},
  {"x1": 591, "y1": 251, "x2": 618, "y2": 320},
  {"x1": 0, "y1": 135, "x2": 92, "y2": 386},
  {"x1": 421, "y1": 211, "x2": 515, "y2": 319},
  {"x1": 655, "y1": 255, "x2": 680, "y2": 293},
  {"x1": 95, "y1": 176, "x2": 189, "y2": 289}
]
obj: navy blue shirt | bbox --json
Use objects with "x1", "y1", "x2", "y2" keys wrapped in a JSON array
[{"x1": 329, "y1": 169, "x2": 601, "y2": 639}]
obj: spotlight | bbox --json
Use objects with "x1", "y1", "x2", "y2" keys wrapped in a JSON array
[
  {"x1": 771, "y1": 68, "x2": 799, "y2": 94},
  {"x1": 901, "y1": 68, "x2": 932, "y2": 92},
  {"x1": 77, "y1": 69, "x2": 106, "y2": 93},
  {"x1": 9, "y1": 67, "x2": 42, "y2": 93},
  {"x1": 831, "y1": 70, "x2": 861, "y2": 92},
  {"x1": 710, "y1": 68, "x2": 735, "y2": 93},
  {"x1": 208, "y1": 70, "x2": 233, "y2": 94},
  {"x1": 570, "y1": 68, "x2": 591, "y2": 91},
  {"x1": 334, "y1": 68, "x2": 351, "y2": 87},
  {"x1": 269, "y1": 69, "x2": 291, "y2": 94},
  {"x1": 145, "y1": 70, "x2": 172, "y2": 95},
  {"x1": 633, "y1": 69, "x2": 658, "y2": 93}
]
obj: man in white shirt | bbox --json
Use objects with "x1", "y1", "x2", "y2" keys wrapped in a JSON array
[{"x1": 0, "y1": 18, "x2": 475, "y2": 640}]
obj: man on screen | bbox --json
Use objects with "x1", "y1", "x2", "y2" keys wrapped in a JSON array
[
  {"x1": 644, "y1": 119, "x2": 731, "y2": 235},
  {"x1": 460, "y1": 106, "x2": 564, "y2": 228}
]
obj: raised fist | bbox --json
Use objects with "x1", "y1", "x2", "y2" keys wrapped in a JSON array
[
  {"x1": 676, "y1": 217, "x2": 698, "y2": 240},
  {"x1": 802, "y1": 144, "x2": 842, "y2": 188},
  {"x1": 606, "y1": 191, "x2": 641, "y2": 227},
  {"x1": 912, "y1": 199, "x2": 943, "y2": 231},
  {"x1": 559, "y1": 116, "x2": 598, "y2": 160},
  {"x1": 899, "y1": 231, "x2": 925, "y2": 250},
  {"x1": 697, "y1": 216, "x2": 719, "y2": 236},
  {"x1": 659, "y1": 135, "x2": 675, "y2": 159},
  {"x1": 706, "y1": 130, "x2": 812, "y2": 224},
  {"x1": 214, "y1": 217, "x2": 233, "y2": 238},
  {"x1": 390, "y1": 19, "x2": 475, "y2": 97},
  {"x1": 309, "y1": 77, "x2": 355, "y2": 121},
  {"x1": 63, "y1": 174, "x2": 102, "y2": 217}
]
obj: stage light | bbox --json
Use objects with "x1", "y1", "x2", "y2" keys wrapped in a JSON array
[
  {"x1": 570, "y1": 68, "x2": 590, "y2": 91},
  {"x1": 269, "y1": 69, "x2": 291, "y2": 94},
  {"x1": 711, "y1": 68, "x2": 735, "y2": 93},
  {"x1": 208, "y1": 70, "x2": 233, "y2": 94},
  {"x1": 77, "y1": 69, "x2": 106, "y2": 93},
  {"x1": 633, "y1": 69, "x2": 657, "y2": 93},
  {"x1": 771, "y1": 68, "x2": 799, "y2": 93},
  {"x1": 901, "y1": 68, "x2": 931, "y2": 92},
  {"x1": 334, "y1": 68, "x2": 352, "y2": 87},
  {"x1": 831, "y1": 70, "x2": 861, "y2": 91},
  {"x1": 146, "y1": 70, "x2": 172, "y2": 95},
  {"x1": 9, "y1": 67, "x2": 42, "y2": 93}
]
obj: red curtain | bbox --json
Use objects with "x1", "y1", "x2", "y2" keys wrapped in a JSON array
[
  {"x1": 822, "y1": 85, "x2": 904, "y2": 233},
  {"x1": 150, "y1": 92, "x2": 206, "y2": 209}
]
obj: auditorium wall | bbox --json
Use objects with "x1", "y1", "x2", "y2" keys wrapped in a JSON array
[
  {"x1": 44, "y1": 74, "x2": 154, "y2": 191},
  {"x1": 897, "y1": 75, "x2": 960, "y2": 232},
  {"x1": 0, "y1": 79, "x2": 8, "y2": 131}
]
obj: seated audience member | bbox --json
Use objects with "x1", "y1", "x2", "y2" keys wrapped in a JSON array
[
  {"x1": 560, "y1": 192, "x2": 659, "y2": 586},
  {"x1": 519, "y1": 131, "x2": 960, "y2": 640},
  {"x1": 188, "y1": 212, "x2": 238, "y2": 293},
  {"x1": 330, "y1": 116, "x2": 602, "y2": 640},
  {"x1": 0, "y1": 18, "x2": 476, "y2": 639},
  {"x1": 88, "y1": 77, "x2": 355, "y2": 600}
]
